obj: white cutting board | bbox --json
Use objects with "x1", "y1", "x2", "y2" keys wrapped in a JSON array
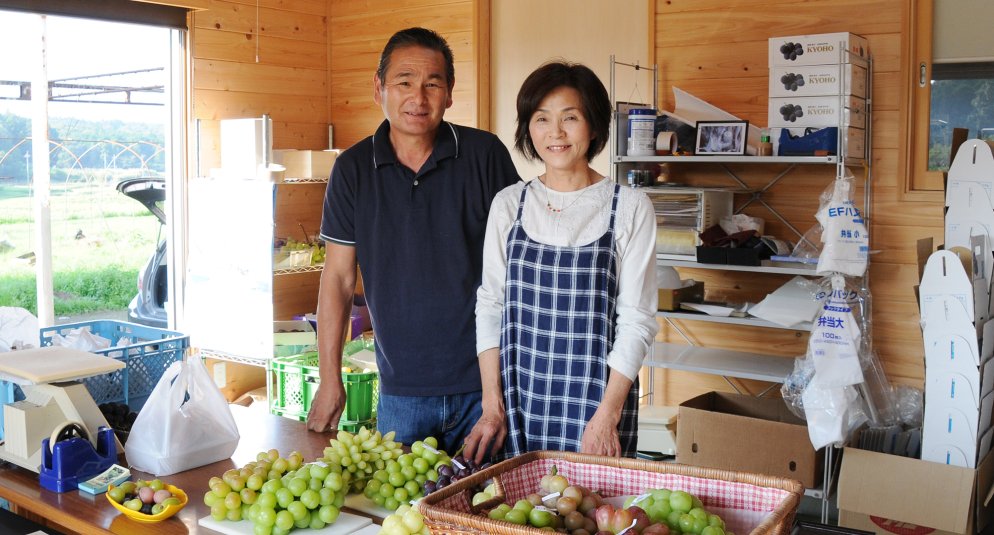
[
  {"x1": 198, "y1": 511, "x2": 372, "y2": 535},
  {"x1": 0, "y1": 346, "x2": 124, "y2": 384},
  {"x1": 343, "y1": 494, "x2": 392, "y2": 520},
  {"x1": 351, "y1": 526, "x2": 382, "y2": 535}
]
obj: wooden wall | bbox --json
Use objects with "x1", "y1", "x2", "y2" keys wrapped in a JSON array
[
  {"x1": 187, "y1": 0, "x2": 939, "y2": 407},
  {"x1": 327, "y1": 0, "x2": 481, "y2": 149},
  {"x1": 650, "y1": 0, "x2": 940, "y2": 405},
  {"x1": 191, "y1": 0, "x2": 331, "y2": 151}
]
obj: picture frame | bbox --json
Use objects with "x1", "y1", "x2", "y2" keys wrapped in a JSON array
[{"x1": 694, "y1": 120, "x2": 749, "y2": 155}]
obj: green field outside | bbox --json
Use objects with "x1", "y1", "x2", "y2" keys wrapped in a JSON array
[{"x1": 0, "y1": 180, "x2": 160, "y2": 318}]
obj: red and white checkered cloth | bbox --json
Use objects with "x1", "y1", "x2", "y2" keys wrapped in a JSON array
[{"x1": 436, "y1": 458, "x2": 790, "y2": 518}]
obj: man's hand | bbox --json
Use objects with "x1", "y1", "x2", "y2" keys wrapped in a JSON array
[
  {"x1": 462, "y1": 408, "x2": 507, "y2": 465},
  {"x1": 580, "y1": 407, "x2": 621, "y2": 457},
  {"x1": 306, "y1": 380, "x2": 347, "y2": 432}
]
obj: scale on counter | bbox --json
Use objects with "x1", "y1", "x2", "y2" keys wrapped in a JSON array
[{"x1": 0, "y1": 346, "x2": 125, "y2": 489}]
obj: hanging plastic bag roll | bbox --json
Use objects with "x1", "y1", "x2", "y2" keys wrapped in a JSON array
[
  {"x1": 816, "y1": 172, "x2": 869, "y2": 276},
  {"x1": 124, "y1": 357, "x2": 240, "y2": 476},
  {"x1": 808, "y1": 275, "x2": 864, "y2": 388}
]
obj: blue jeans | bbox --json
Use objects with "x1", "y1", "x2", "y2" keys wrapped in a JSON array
[{"x1": 376, "y1": 391, "x2": 482, "y2": 455}]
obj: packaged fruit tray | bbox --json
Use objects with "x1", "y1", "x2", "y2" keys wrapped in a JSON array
[{"x1": 418, "y1": 451, "x2": 803, "y2": 535}]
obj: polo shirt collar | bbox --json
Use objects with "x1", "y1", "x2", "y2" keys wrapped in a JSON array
[{"x1": 371, "y1": 119, "x2": 460, "y2": 168}]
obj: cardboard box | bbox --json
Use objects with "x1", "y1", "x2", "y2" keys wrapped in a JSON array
[
  {"x1": 837, "y1": 447, "x2": 994, "y2": 535},
  {"x1": 274, "y1": 149, "x2": 339, "y2": 179},
  {"x1": 769, "y1": 63, "x2": 867, "y2": 98},
  {"x1": 768, "y1": 95, "x2": 866, "y2": 129},
  {"x1": 769, "y1": 32, "x2": 869, "y2": 67},
  {"x1": 658, "y1": 281, "x2": 705, "y2": 311},
  {"x1": 675, "y1": 391, "x2": 821, "y2": 487}
]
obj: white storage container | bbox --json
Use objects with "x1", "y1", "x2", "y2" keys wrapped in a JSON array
[{"x1": 642, "y1": 187, "x2": 734, "y2": 260}]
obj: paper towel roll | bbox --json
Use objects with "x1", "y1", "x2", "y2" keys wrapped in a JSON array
[{"x1": 655, "y1": 132, "x2": 677, "y2": 155}]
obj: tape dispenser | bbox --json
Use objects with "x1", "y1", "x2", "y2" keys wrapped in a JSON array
[{"x1": 39, "y1": 419, "x2": 117, "y2": 492}]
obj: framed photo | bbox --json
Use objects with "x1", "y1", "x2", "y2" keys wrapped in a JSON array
[{"x1": 694, "y1": 120, "x2": 749, "y2": 155}]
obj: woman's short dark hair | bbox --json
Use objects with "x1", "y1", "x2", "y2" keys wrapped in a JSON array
[
  {"x1": 376, "y1": 27, "x2": 455, "y2": 90},
  {"x1": 514, "y1": 61, "x2": 611, "y2": 162}
]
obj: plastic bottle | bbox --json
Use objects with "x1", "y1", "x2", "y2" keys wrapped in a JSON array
[
  {"x1": 627, "y1": 109, "x2": 657, "y2": 157},
  {"x1": 759, "y1": 129, "x2": 774, "y2": 156}
]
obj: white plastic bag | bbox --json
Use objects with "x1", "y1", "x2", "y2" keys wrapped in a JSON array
[
  {"x1": 816, "y1": 173, "x2": 869, "y2": 276},
  {"x1": 125, "y1": 357, "x2": 239, "y2": 476}
]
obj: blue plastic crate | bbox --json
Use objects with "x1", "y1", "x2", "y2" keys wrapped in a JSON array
[{"x1": 38, "y1": 320, "x2": 189, "y2": 410}]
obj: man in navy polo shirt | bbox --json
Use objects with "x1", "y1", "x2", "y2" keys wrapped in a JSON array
[{"x1": 307, "y1": 27, "x2": 519, "y2": 454}]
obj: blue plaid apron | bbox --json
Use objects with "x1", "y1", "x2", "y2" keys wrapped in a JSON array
[{"x1": 499, "y1": 180, "x2": 639, "y2": 458}]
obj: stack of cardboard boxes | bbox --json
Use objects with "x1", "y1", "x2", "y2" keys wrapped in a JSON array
[{"x1": 767, "y1": 32, "x2": 869, "y2": 159}]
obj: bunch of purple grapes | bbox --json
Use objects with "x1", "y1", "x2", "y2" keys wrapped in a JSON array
[
  {"x1": 779, "y1": 103, "x2": 804, "y2": 122},
  {"x1": 422, "y1": 455, "x2": 492, "y2": 495},
  {"x1": 780, "y1": 73, "x2": 805, "y2": 92},
  {"x1": 779, "y1": 42, "x2": 804, "y2": 61}
]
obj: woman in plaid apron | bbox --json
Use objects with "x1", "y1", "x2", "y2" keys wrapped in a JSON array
[{"x1": 463, "y1": 61, "x2": 659, "y2": 462}]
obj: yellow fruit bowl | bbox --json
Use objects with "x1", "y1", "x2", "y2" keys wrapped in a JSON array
[{"x1": 106, "y1": 484, "x2": 188, "y2": 523}]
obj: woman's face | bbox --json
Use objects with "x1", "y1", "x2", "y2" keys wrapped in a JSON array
[{"x1": 528, "y1": 86, "x2": 593, "y2": 172}]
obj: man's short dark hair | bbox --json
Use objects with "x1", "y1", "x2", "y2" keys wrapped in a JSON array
[
  {"x1": 514, "y1": 61, "x2": 611, "y2": 162},
  {"x1": 376, "y1": 27, "x2": 455, "y2": 89}
]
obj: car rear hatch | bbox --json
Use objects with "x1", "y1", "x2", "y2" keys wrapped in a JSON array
[{"x1": 116, "y1": 177, "x2": 166, "y2": 224}]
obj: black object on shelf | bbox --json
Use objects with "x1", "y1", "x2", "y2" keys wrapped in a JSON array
[{"x1": 792, "y1": 521, "x2": 874, "y2": 535}]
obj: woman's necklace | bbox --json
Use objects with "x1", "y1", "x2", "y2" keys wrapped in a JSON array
[{"x1": 541, "y1": 177, "x2": 590, "y2": 213}]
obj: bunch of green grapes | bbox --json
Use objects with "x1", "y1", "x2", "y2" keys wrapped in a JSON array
[
  {"x1": 624, "y1": 488, "x2": 730, "y2": 535},
  {"x1": 378, "y1": 503, "x2": 430, "y2": 535},
  {"x1": 363, "y1": 436, "x2": 449, "y2": 511},
  {"x1": 203, "y1": 448, "x2": 346, "y2": 535},
  {"x1": 321, "y1": 427, "x2": 404, "y2": 493}
]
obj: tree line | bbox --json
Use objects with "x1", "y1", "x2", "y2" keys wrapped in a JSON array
[{"x1": 0, "y1": 112, "x2": 164, "y2": 183}]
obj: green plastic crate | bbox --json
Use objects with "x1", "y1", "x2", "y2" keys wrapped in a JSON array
[{"x1": 268, "y1": 342, "x2": 378, "y2": 425}]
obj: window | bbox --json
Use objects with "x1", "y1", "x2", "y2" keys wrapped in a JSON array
[
  {"x1": 928, "y1": 62, "x2": 994, "y2": 170},
  {"x1": 0, "y1": 4, "x2": 188, "y2": 328},
  {"x1": 906, "y1": 0, "x2": 994, "y2": 193}
]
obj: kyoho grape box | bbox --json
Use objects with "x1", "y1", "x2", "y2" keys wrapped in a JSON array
[
  {"x1": 767, "y1": 94, "x2": 866, "y2": 129},
  {"x1": 769, "y1": 63, "x2": 867, "y2": 98},
  {"x1": 769, "y1": 32, "x2": 869, "y2": 67}
]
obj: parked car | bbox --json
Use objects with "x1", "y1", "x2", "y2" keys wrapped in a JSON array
[{"x1": 116, "y1": 177, "x2": 168, "y2": 328}]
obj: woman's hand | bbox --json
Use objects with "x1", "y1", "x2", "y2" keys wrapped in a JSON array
[
  {"x1": 580, "y1": 406, "x2": 622, "y2": 457},
  {"x1": 462, "y1": 407, "x2": 507, "y2": 465}
]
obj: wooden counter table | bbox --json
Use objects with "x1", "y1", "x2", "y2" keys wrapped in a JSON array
[{"x1": 0, "y1": 405, "x2": 346, "y2": 535}]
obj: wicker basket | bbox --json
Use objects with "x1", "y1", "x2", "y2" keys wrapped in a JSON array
[{"x1": 418, "y1": 451, "x2": 803, "y2": 535}]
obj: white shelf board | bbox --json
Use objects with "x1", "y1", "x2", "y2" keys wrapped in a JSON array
[
  {"x1": 658, "y1": 257, "x2": 820, "y2": 276},
  {"x1": 657, "y1": 311, "x2": 811, "y2": 331},
  {"x1": 644, "y1": 342, "x2": 794, "y2": 383}
]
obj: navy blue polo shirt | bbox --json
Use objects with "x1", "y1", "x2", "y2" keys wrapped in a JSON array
[{"x1": 320, "y1": 120, "x2": 520, "y2": 396}]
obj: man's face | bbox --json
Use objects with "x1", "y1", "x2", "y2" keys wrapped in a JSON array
[{"x1": 374, "y1": 46, "x2": 453, "y2": 139}]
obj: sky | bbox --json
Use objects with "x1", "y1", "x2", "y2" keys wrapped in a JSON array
[{"x1": 0, "y1": 10, "x2": 170, "y2": 124}]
